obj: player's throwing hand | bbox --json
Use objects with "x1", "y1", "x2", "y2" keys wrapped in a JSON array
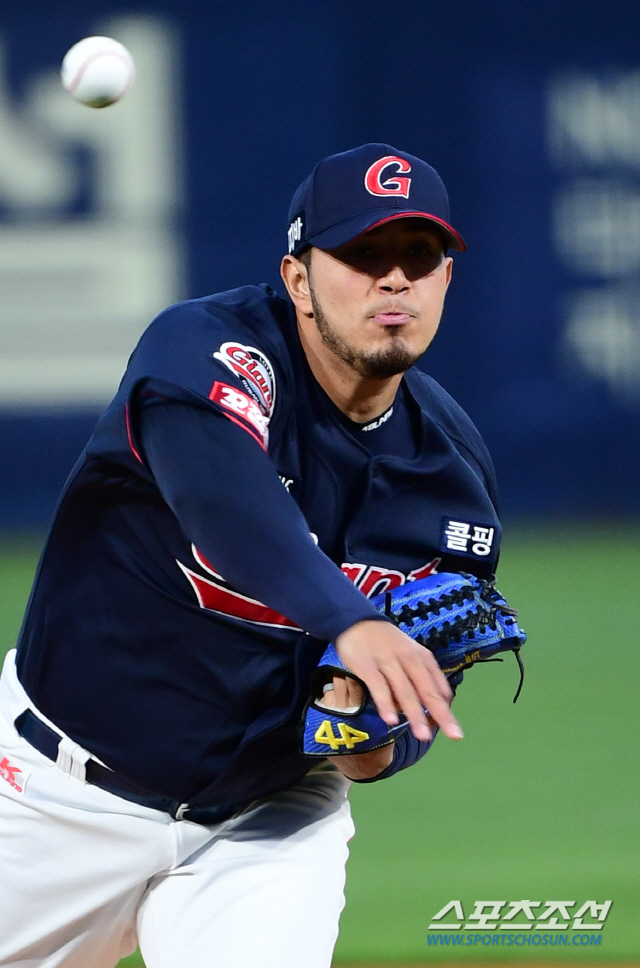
[
  {"x1": 335, "y1": 620, "x2": 462, "y2": 743},
  {"x1": 305, "y1": 572, "x2": 526, "y2": 755}
]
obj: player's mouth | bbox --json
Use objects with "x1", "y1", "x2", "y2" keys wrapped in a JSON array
[{"x1": 370, "y1": 312, "x2": 413, "y2": 326}]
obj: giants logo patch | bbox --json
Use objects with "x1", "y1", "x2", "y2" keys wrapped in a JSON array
[
  {"x1": 364, "y1": 155, "x2": 412, "y2": 198},
  {"x1": 209, "y1": 382, "x2": 270, "y2": 448},
  {"x1": 213, "y1": 342, "x2": 276, "y2": 416}
]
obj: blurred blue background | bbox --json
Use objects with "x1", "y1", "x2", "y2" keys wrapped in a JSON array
[{"x1": 1, "y1": 0, "x2": 640, "y2": 527}]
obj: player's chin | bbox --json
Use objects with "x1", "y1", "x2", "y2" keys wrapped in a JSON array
[
  {"x1": 380, "y1": 321, "x2": 434, "y2": 353},
  {"x1": 354, "y1": 350, "x2": 420, "y2": 379},
  {"x1": 358, "y1": 336, "x2": 426, "y2": 377}
]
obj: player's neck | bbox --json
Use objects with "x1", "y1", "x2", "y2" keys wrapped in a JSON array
[{"x1": 297, "y1": 320, "x2": 402, "y2": 423}]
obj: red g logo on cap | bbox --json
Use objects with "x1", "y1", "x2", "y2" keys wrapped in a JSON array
[{"x1": 364, "y1": 156, "x2": 412, "y2": 198}]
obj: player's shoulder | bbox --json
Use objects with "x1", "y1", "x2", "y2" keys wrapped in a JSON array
[
  {"x1": 406, "y1": 368, "x2": 482, "y2": 439},
  {"x1": 143, "y1": 284, "x2": 293, "y2": 350},
  {"x1": 98, "y1": 285, "x2": 297, "y2": 460},
  {"x1": 405, "y1": 367, "x2": 498, "y2": 492},
  {"x1": 126, "y1": 284, "x2": 296, "y2": 389}
]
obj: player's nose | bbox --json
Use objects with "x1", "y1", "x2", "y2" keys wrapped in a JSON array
[{"x1": 377, "y1": 263, "x2": 411, "y2": 293}]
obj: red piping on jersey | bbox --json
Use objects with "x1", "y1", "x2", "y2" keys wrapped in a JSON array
[
  {"x1": 216, "y1": 411, "x2": 267, "y2": 451},
  {"x1": 125, "y1": 404, "x2": 143, "y2": 464},
  {"x1": 177, "y1": 562, "x2": 300, "y2": 629},
  {"x1": 362, "y1": 211, "x2": 466, "y2": 251}
]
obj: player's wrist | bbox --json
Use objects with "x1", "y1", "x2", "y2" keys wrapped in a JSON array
[{"x1": 331, "y1": 743, "x2": 395, "y2": 780}]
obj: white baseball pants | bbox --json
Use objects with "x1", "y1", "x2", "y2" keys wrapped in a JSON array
[{"x1": 0, "y1": 651, "x2": 354, "y2": 968}]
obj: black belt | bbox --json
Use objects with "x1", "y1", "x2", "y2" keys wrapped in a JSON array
[{"x1": 14, "y1": 708, "x2": 243, "y2": 826}]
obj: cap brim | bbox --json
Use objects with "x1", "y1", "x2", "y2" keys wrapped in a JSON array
[{"x1": 306, "y1": 209, "x2": 466, "y2": 253}]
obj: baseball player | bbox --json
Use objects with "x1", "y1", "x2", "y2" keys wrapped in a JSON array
[{"x1": 0, "y1": 144, "x2": 502, "y2": 968}]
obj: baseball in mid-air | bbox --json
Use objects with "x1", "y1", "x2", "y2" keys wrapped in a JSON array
[{"x1": 61, "y1": 36, "x2": 135, "y2": 108}]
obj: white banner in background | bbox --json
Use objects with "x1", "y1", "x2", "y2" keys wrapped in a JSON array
[
  {"x1": 549, "y1": 71, "x2": 640, "y2": 402},
  {"x1": 0, "y1": 15, "x2": 184, "y2": 407}
]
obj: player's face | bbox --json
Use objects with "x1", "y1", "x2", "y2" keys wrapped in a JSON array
[{"x1": 304, "y1": 219, "x2": 453, "y2": 379}]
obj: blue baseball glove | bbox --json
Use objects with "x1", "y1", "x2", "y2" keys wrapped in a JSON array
[{"x1": 302, "y1": 571, "x2": 526, "y2": 757}]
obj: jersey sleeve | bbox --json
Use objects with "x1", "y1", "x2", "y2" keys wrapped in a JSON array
[
  {"x1": 137, "y1": 397, "x2": 388, "y2": 642},
  {"x1": 120, "y1": 287, "x2": 295, "y2": 457}
]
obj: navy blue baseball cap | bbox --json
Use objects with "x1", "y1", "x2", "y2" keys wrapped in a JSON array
[{"x1": 286, "y1": 143, "x2": 466, "y2": 256}]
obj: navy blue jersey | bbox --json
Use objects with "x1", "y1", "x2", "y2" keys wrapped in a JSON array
[{"x1": 16, "y1": 285, "x2": 500, "y2": 807}]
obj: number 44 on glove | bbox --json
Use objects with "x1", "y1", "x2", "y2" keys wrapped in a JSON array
[{"x1": 302, "y1": 572, "x2": 527, "y2": 757}]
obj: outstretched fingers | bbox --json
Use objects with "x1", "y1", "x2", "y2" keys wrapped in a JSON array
[
  {"x1": 384, "y1": 655, "x2": 463, "y2": 742},
  {"x1": 334, "y1": 620, "x2": 464, "y2": 743},
  {"x1": 407, "y1": 649, "x2": 463, "y2": 740},
  {"x1": 354, "y1": 661, "x2": 399, "y2": 727}
]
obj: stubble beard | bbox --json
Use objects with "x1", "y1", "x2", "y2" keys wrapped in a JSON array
[{"x1": 308, "y1": 286, "x2": 422, "y2": 379}]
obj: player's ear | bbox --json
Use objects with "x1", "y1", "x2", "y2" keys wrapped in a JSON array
[
  {"x1": 438, "y1": 254, "x2": 453, "y2": 294},
  {"x1": 281, "y1": 254, "x2": 313, "y2": 318},
  {"x1": 444, "y1": 255, "x2": 453, "y2": 287}
]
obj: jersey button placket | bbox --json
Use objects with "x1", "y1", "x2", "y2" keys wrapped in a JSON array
[{"x1": 345, "y1": 460, "x2": 380, "y2": 559}]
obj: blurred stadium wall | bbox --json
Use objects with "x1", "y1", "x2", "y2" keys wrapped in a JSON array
[{"x1": 1, "y1": 1, "x2": 640, "y2": 528}]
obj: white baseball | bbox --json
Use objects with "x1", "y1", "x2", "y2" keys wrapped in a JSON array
[{"x1": 61, "y1": 36, "x2": 135, "y2": 108}]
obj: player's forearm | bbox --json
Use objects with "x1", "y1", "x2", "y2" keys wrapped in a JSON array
[{"x1": 139, "y1": 399, "x2": 387, "y2": 642}]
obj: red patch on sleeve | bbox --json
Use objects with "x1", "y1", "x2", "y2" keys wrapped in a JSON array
[{"x1": 209, "y1": 381, "x2": 269, "y2": 449}]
